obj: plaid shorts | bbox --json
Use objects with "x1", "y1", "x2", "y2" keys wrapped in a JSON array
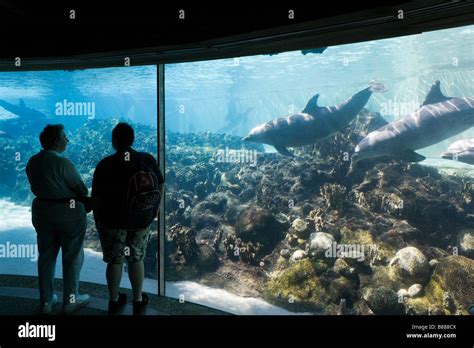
[{"x1": 97, "y1": 224, "x2": 150, "y2": 264}]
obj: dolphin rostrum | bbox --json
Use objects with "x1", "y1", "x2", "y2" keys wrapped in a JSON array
[{"x1": 441, "y1": 138, "x2": 474, "y2": 165}]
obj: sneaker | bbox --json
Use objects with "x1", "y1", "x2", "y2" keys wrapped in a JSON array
[
  {"x1": 108, "y1": 292, "x2": 127, "y2": 315},
  {"x1": 40, "y1": 294, "x2": 58, "y2": 315},
  {"x1": 133, "y1": 293, "x2": 149, "y2": 315},
  {"x1": 63, "y1": 294, "x2": 90, "y2": 314}
]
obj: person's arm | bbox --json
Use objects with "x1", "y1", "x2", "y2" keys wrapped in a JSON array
[{"x1": 62, "y1": 158, "x2": 88, "y2": 197}]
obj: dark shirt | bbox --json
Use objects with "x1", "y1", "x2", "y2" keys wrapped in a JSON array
[{"x1": 92, "y1": 147, "x2": 164, "y2": 229}]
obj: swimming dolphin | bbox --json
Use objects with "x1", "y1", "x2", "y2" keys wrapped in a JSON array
[
  {"x1": 0, "y1": 130, "x2": 12, "y2": 138},
  {"x1": 351, "y1": 81, "x2": 474, "y2": 170},
  {"x1": 243, "y1": 80, "x2": 386, "y2": 156},
  {"x1": 441, "y1": 139, "x2": 474, "y2": 164},
  {"x1": 0, "y1": 99, "x2": 47, "y2": 121}
]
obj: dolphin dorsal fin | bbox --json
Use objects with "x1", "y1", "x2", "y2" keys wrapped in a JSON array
[
  {"x1": 19, "y1": 99, "x2": 26, "y2": 107},
  {"x1": 422, "y1": 81, "x2": 450, "y2": 106},
  {"x1": 301, "y1": 93, "x2": 321, "y2": 115}
]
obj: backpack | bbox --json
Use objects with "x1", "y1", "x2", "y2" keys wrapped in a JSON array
[{"x1": 126, "y1": 152, "x2": 161, "y2": 226}]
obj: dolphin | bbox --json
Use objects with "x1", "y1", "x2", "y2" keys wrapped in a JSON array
[
  {"x1": 0, "y1": 99, "x2": 47, "y2": 121},
  {"x1": 0, "y1": 130, "x2": 12, "y2": 139},
  {"x1": 441, "y1": 139, "x2": 474, "y2": 164},
  {"x1": 351, "y1": 81, "x2": 474, "y2": 170},
  {"x1": 243, "y1": 80, "x2": 386, "y2": 156}
]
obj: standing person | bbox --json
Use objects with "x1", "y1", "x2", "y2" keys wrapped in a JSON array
[
  {"x1": 26, "y1": 124, "x2": 90, "y2": 315},
  {"x1": 92, "y1": 122, "x2": 164, "y2": 315}
]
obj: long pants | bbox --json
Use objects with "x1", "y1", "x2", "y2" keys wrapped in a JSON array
[{"x1": 32, "y1": 215, "x2": 86, "y2": 304}]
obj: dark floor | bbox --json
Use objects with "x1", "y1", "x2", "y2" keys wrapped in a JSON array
[{"x1": 0, "y1": 275, "x2": 229, "y2": 315}]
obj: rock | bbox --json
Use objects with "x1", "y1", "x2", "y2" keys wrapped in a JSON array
[
  {"x1": 224, "y1": 204, "x2": 249, "y2": 224},
  {"x1": 382, "y1": 220, "x2": 421, "y2": 249},
  {"x1": 424, "y1": 256, "x2": 474, "y2": 314},
  {"x1": 280, "y1": 249, "x2": 290, "y2": 258},
  {"x1": 320, "y1": 183, "x2": 346, "y2": 210},
  {"x1": 364, "y1": 287, "x2": 405, "y2": 315},
  {"x1": 389, "y1": 247, "x2": 430, "y2": 286},
  {"x1": 397, "y1": 289, "x2": 409, "y2": 299},
  {"x1": 456, "y1": 229, "x2": 474, "y2": 258},
  {"x1": 307, "y1": 232, "x2": 335, "y2": 259},
  {"x1": 291, "y1": 250, "x2": 306, "y2": 262},
  {"x1": 429, "y1": 259, "x2": 439, "y2": 269},
  {"x1": 443, "y1": 292, "x2": 456, "y2": 313},
  {"x1": 223, "y1": 233, "x2": 262, "y2": 265},
  {"x1": 235, "y1": 206, "x2": 285, "y2": 252},
  {"x1": 408, "y1": 284, "x2": 423, "y2": 298},
  {"x1": 195, "y1": 244, "x2": 220, "y2": 273},
  {"x1": 291, "y1": 218, "x2": 310, "y2": 239},
  {"x1": 263, "y1": 259, "x2": 328, "y2": 313},
  {"x1": 194, "y1": 181, "x2": 207, "y2": 199},
  {"x1": 329, "y1": 276, "x2": 357, "y2": 305},
  {"x1": 287, "y1": 234, "x2": 299, "y2": 247},
  {"x1": 333, "y1": 258, "x2": 359, "y2": 283},
  {"x1": 333, "y1": 258, "x2": 351, "y2": 275}
]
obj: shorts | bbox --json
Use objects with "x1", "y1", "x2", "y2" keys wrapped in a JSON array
[{"x1": 97, "y1": 224, "x2": 150, "y2": 264}]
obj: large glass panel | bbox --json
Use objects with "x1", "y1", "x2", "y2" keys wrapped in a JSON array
[
  {"x1": 164, "y1": 25, "x2": 474, "y2": 315},
  {"x1": 0, "y1": 66, "x2": 158, "y2": 294}
]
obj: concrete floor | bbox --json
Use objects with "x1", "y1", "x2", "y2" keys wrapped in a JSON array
[{"x1": 0, "y1": 275, "x2": 229, "y2": 315}]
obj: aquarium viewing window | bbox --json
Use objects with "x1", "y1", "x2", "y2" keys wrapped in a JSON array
[
  {"x1": 162, "y1": 23, "x2": 474, "y2": 315},
  {"x1": 0, "y1": 66, "x2": 158, "y2": 294},
  {"x1": 0, "y1": 22, "x2": 473, "y2": 318}
]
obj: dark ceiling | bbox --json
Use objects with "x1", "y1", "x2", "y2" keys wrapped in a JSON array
[
  {"x1": 0, "y1": 1, "x2": 473, "y2": 70},
  {"x1": 0, "y1": 1, "x2": 406, "y2": 57}
]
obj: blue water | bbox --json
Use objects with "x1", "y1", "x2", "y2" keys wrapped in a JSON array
[
  {"x1": 0, "y1": 66, "x2": 157, "y2": 127},
  {"x1": 165, "y1": 24, "x2": 474, "y2": 157}
]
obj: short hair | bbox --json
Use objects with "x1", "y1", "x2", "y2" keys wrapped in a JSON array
[
  {"x1": 39, "y1": 124, "x2": 64, "y2": 150},
  {"x1": 112, "y1": 122, "x2": 134, "y2": 150}
]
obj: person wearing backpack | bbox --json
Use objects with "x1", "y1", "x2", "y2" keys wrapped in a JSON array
[{"x1": 92, "y1": 122, "x2": 164, "y2": 315}]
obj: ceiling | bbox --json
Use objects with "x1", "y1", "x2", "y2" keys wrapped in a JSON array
[{"x1": 0, "y1": 1, "x2": 473, "y2": 70}]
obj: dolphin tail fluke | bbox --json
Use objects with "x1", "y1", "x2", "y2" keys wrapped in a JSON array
[
  {"x1": 274, "y1": 145, "x2": 293, "y2": 157},
  {"x1": 369, "y1": 79, "x2": 388, "y2": 93}
]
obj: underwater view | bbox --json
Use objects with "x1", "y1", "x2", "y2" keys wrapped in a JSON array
[
  {"x1": 1, "y1": 23, "x2": 473, "y2": 316},
  {"x1": 164, "y1": 24, "x2": 474, "y2": 315},
  {"x1": 0, "y1": 66, "x2": 159, "y2": 293}
]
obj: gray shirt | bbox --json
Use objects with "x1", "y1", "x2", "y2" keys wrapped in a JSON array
[{"x1": 26, "y1": 150, "x2": 88, "y2": 221}]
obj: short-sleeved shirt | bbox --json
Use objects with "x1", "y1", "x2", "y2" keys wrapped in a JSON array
[
  {"x1": 92, "y1": 148, "x2": 164, "y2": 229},
  {"x1": 26, "y1": 149, "x2": 88, "y2": 221}
]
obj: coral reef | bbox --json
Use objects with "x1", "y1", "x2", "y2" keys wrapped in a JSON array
[{"x1": 2, "y1": 108, "x2": 473, "y2": 315}]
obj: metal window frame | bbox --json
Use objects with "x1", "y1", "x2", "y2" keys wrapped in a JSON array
[{"x1": 158, "y1": 64, "x2": 166, "y2": 296}]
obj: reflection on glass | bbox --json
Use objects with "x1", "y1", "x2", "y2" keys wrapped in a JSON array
[{"x1": 164, "y1": 25, "x2": 474, "y2": 315}]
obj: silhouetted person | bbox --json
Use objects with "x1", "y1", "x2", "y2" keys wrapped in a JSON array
[
  {"x1": 26, "y1": 124, "x2": 90, "y2": 314},
  {"x1": 92, "y1": 122, "x2": 164, "y2": 315}
]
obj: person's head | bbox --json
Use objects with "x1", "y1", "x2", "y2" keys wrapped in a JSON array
[
  {"x1": 39, "y1": 124, "x2": 69, "y2": 153},
  {"x1": 112, "y1": 122, "x2": 134, "y2": 151}
]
